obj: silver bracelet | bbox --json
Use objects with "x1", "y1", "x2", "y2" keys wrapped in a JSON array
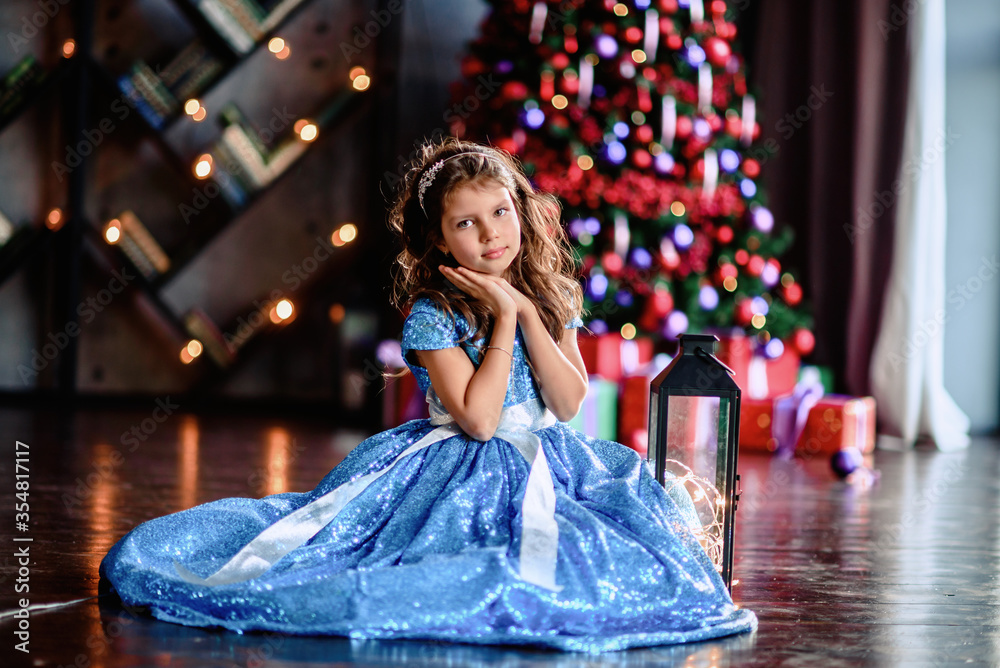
[{"x1": 485, "y1": 345, "x2": 513, "y2": 359}]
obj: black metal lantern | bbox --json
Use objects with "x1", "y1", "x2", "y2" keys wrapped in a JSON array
[{"x1": 648, "y1": 333, "x2": 742, "y2": 590}]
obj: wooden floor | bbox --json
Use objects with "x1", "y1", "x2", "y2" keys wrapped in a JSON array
[{"x1": 1, "y1": 405, "x2": 998, "y2": 667}]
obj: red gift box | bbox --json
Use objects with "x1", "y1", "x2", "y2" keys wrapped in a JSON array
[
  {"x1": 618, "y1": 375, "x2": 651, "y2": 455},
  {"x1": 717, "y1": 335, "x2": 800, "y2": 400},
  {"x1": 795, "y1": 396, "x2": 876, "y2": 456},
  {"x1": 579, "y1": 333, "x2": 654, "y2": 382},
  {"x1": 382, "y1": 371, "x2": 428, "y2": 429},
  {"x1": 739, "y1": 397, "x2": 781, "y2": 453}
]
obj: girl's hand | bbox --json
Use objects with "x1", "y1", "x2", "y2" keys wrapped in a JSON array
[
  {"x1": 440, "y1": 266, "x2": 517, "y2": 318},
  {"x1": 490, "y1": 277, "x2": 537, "y2": 318}
]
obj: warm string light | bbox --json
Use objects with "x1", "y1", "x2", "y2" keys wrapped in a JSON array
[
  {"x1": 185, "y1": 99, "x2": 207, "y2": 122},
  {"x1": 46, "y1": 208, "x2": 63, "y2": 230},
  {"x1": 294, "y1": 119, "x2": 318, "y2": 142},
  {"x1": 662, "y1": 459, "x2": 726, "y2": 573},
  {"x1": 103, "y1": 219, "x2": 121, "y2": 244},
  {"x1": 328, "y1": 303, "x2": 346, "y2": 324},
  {"x1": 331, "y1": 223, "x2": 357, "y2": 247},
  {"x1": 269, "y1": 37, "x2": 291, "y2": 60},
  {"x1": 193, "y1": 154, "x2": 213, "y2": 179},
  {"x1": 350, "y1": 66, "x2": 371, "y2": 91},
  {"x1": 180, "y1": 339, "x2": 203, "y2": 364},
  {"x1": 270, "y1": 299, "x2": 294, "y2": 324}
]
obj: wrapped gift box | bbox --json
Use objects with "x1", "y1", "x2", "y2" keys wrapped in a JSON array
[
  {"x1": 799, "y1": 365, "x2": 835, "y2": 394},
  {"x1": 739, "y1": 397, "x2": 781, "y2": 453},
  {"x1": 382, "y1": 371, "x2": 428, "y2": 429},
  {"x1": 567, "y1": 375, "x2": 618, "y2": 441},
  {"x1": 795, "y1": 395, "x2": 876, "y2": 456},
  {"x1": 616, "y1": 354, "x2": 674, "y2": 455},
  {"x1": 578, "y1": 333, "x2": 654, "y2": 382},
  {"x1": 716, "y1": 334, "x2": 800, "y2": 399},
  {"x1": 618, "y1": 375, "x2": 651, "y2": 455}
]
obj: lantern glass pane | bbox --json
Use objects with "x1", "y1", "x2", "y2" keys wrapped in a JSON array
[{"x1": 664, "y1": 395, "x2": 732, "y2": 540}]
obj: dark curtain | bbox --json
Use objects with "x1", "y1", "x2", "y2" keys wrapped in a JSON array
[{"x1": 741, "y1": 1, "x2": 910, "y2": 395}]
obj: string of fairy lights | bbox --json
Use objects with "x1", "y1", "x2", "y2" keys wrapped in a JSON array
[{"x1": 662, "y1": 457, "x2": 726, "y2": 577}]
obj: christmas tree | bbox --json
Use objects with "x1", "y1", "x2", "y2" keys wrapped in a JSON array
[{"x1": 450, "y1": 0, "x2": 813, "y2": 360}]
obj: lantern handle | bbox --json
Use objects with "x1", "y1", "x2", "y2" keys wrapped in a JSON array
[{"x1": 695, "y1": 346, "x2": 736, "y2": 376}]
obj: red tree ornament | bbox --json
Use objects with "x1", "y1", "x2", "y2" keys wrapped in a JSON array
[
  {"x1": 703, "y1": 37, "x2": 732, "y2": 68},
  {"x1": 793, "y1": 328, "x2": 815, "y2": 356}
]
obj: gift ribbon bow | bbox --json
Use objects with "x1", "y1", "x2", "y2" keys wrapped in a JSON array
[{"x1": 174, "y1": 392, "x2": 562, "y2": 592}]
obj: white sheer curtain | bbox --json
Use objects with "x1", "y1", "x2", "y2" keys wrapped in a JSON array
[{"x1": 869, "y1": 0, "x2": 970, "y2": 451}]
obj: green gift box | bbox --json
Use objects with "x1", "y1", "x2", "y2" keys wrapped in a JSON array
[{"x1": 567, "y1": 375, "x2": 618, "y2": 441}]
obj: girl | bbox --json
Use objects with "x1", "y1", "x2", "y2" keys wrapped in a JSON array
[{"x1": 100, "y1": 138, "x2": 756, "y2": 652}]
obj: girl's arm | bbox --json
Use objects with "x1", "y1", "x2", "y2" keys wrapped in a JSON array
[
  {"x1": 448, "y1": 267, "x2": 588, "y2": 422},
  {"x1": 416, "y1": 270, "x2": 518, "y2": 441},
  {"x1": 514, "y1": 305, "x2": 588, "y2": 422}
]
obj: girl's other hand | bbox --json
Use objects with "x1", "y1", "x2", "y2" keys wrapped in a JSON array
[
  {"x1": 489, "y1": 277, "x2": 536, "y2": 317},
  {"x1": 440, "y1": 266, "x2": 517, "y2": 319}
]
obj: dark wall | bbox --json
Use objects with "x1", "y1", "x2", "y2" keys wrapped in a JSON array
[{"x1": 0, "y1": 0, "x2": 489, "y2": 412}]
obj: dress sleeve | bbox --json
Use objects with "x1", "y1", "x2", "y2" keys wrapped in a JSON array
[
  {"x1": 401, "y1": 298, "x2": 462, "y2": 353},
  {"x1": 565, "y1": 290, "x2": 583, "y2": 329}
]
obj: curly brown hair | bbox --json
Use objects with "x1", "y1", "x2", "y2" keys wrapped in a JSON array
[{"x1": 388, "y1": 137, "x2": 583, "y2": 345}]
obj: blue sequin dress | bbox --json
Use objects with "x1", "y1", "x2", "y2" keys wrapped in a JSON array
[{"x1": 100, "y1": 298, "x2": 756, "y2": 652}]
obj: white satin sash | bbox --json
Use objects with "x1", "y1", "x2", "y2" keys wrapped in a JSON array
[{"x1": 174, "y1": 391, "x2": 563, "y2": 592}]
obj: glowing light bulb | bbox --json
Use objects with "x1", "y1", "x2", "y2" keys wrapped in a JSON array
[
  {"x1": 186, "y1": 340, "x2": 203, "y2": 358},
  {"x1": 46, "y1": 208, "x2": 63, "y2": 230},
  {"x1": 577, "y1": 155, "x2": 594, "y2": 170},
  {"x1": 551, "y1": 94, "x2": 568, "y2": 109},
  {"x1": 275, "y1": 299, "x2": 294, "y2": 321},
  {"x1": 297, "y1": 122, "x2": 318, "y2": 142},
  {"x1": 270, "y1": 299, "x2": 295, "y2": 324},
  {"x1": 338, "y1": 223, "x2": 357, "y2": 243},
  {"x1": 620, "y1": 323, "x2": 637, "y2": 340},
  {"x1": 194, "y1": 154, "x2": 213, "y2": 179},
  {"x1": 104, "y1": 219, "x2": 121, "y2": 244},
  {"x1": 328, "y1": 304, "x2": 345, "y2": 323},
  {"x1": 62, "y1": 40, "x2": 75, "y2": 58},
  {"x1": 184, "y1": 99, "x2": 201, "y2": 115},
  {"x1": 352, "y1": 75, "x2": 371, "y2": 91},
  {"x1": 268, "y1": 37, "x2": 285, "y2": 53}
]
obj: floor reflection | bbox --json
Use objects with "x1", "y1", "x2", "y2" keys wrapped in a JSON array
[
  {"x1": 2, "y1": 407, "x2": 999, "y2": 666},
  {"x1": 93, "y1": 593, "x2": 757, "y2": 668}
]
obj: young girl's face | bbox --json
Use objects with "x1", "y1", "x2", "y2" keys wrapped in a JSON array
[{"x1": 436, "y1": 180, "x2": 521, "y2": 277}]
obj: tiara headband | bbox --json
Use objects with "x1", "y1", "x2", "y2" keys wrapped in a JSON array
[{"x1": 417, "y1": 150, "x2": 516, "y2": 215}]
